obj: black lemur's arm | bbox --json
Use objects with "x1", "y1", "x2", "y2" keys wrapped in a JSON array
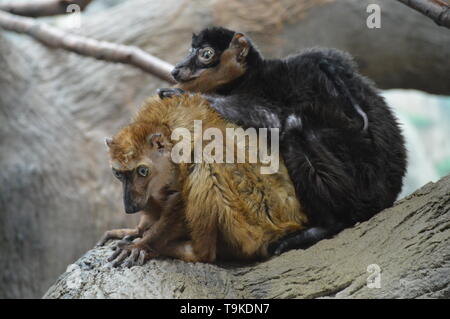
[
  {"x1": 205, "y1": 94, "x2": 283, "y2": 130},
  {"x1": 157, "y1": 88, "x2": 282, "y2": 130}
]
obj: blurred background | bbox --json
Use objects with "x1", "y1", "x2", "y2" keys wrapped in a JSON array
[
  {"x1": 383, "y1": 90, "x2": 450, "y2": 198},
  {"x1": 0, "y1": 0, "x2": 449, "y2": 298}
]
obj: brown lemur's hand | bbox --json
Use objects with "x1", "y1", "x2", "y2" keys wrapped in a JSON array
[
  {"x1": 157, "y1": 87, "x2": 185, "y2": 99},
  {"x1": 96, "y1": 230, "x2": 141, "y2": 247},
  {"x1": 108, "y1": 237, "x2": 159, "y2": 268}
]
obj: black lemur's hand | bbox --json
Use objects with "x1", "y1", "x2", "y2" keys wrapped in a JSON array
[{"x1": 157, "y1": 88, "x2": 185, "y2": 99}]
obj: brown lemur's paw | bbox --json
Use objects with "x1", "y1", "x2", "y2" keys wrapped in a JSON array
[
  {"x1": 95, "y1": 234, "x2": 110, "y2": 248},
  {"x1": 95, "y1": 230, "x2": 120, "y2": 247},
  {"x1": 95, "y1": 232, "x2": 138, "y2": 248},
  {"x1": 157, "y1": 87, "x2": 185, "y2": 99},
  {"x1": 108, "y1": 240, "x2": 159, "y2": 268}
]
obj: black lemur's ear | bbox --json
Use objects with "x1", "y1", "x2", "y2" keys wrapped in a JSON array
[{"x1": 230, "y1": 33, "x2": 250, "y2": 61}]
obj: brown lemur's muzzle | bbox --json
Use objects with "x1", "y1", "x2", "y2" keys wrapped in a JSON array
[{"x1": 123, "y1": 181, "x2": 142, "y2": 214}]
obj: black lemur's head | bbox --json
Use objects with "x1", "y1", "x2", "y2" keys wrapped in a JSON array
[{"x1": 171, "y1": 26, "x2": 262, "y2": 93}]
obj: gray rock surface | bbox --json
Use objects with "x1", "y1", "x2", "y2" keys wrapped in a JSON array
[{"x1": 44, "y1": 174, "x2": 450, "y2": 299}]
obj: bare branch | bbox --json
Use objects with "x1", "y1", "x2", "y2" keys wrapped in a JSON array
[
  {"x1": 0, "y1": 0, "x2": 93, "y2": 17},
  {"x1": 397, "y1": 0, "x2": 450, "y2": 29},
  {"x1": 0, "y1": 10, "x2": 176, "y2": 84}
]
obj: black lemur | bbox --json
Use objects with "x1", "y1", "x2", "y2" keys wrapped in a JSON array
[{"x1": 158, "y1": 27, "x2": 407, "y2": 255}]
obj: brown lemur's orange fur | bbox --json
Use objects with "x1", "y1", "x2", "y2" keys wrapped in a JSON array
[{"x1": 101, "y1": 94, "x2": 307, "y2": 264}]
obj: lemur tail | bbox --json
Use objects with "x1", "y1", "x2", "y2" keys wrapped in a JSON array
[
  {"x1": 319, "y1": 61, "x2": 368, "y2": 132},
  {"x1": 268, "y1": 223, "x2": 345, "y2": 256}
]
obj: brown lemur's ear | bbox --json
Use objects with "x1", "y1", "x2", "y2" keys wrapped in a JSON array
[
  {"x1": 230, "y1": 33, "x2": 250, "y2": 62},
  {"x1": 146, "y1": 132, "x2": 171, "y2": 153},
  {"x1": 105, "y1": 137, "x2": 113, "y2": 149}
]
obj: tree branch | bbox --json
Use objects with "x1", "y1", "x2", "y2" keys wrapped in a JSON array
[
  {"x1": 0, "y1": 10, "x2": 176, "y2": 83},
  {"x1": 43, "y1": 174, "x2": 450, "y2": 299},
  {"x1": 397, "y1": 0, "x2": 450, "y2": 28},
  {"x1": 0, "y1": 0, "x2": 93, "y2": 17}
]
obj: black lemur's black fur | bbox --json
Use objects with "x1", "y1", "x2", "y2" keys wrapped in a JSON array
[{"x1": 163, "y1": 27, "x2": 407, "y2": 255}]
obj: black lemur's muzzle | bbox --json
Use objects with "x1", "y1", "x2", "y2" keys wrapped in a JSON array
[{"x1": 171, "y1": 68, "x2": 180, "y2": 79}]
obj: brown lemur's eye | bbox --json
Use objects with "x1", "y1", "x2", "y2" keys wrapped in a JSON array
[
  {"x1": 199, "y1": 48, "x2": 214, "y2": 62},
  {"x1": 112, "y1": 169, "x2": 122, "y2": 179},
  {"x1": 137, "y1": 165, "x2": 149, "y2": 177}
]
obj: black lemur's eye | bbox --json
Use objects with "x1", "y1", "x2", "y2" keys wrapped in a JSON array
[
  {"x1": 199, "y1": 48, "x2": 214, "y2": 62},
  {"x1": 137, "y1": 165, "x2": 149, "y2": 177}
]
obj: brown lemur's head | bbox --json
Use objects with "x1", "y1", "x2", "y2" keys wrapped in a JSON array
[
  {"x1": 105, "y1": 122, "x2": 177, "y2": 214},
  {"x1": 171, "y1": 27, "x2": 262, "y2": 93}
]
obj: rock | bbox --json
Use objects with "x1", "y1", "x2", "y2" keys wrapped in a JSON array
[{"x1": 44, "y1": 174, "x2": 450, "y2": 299}]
